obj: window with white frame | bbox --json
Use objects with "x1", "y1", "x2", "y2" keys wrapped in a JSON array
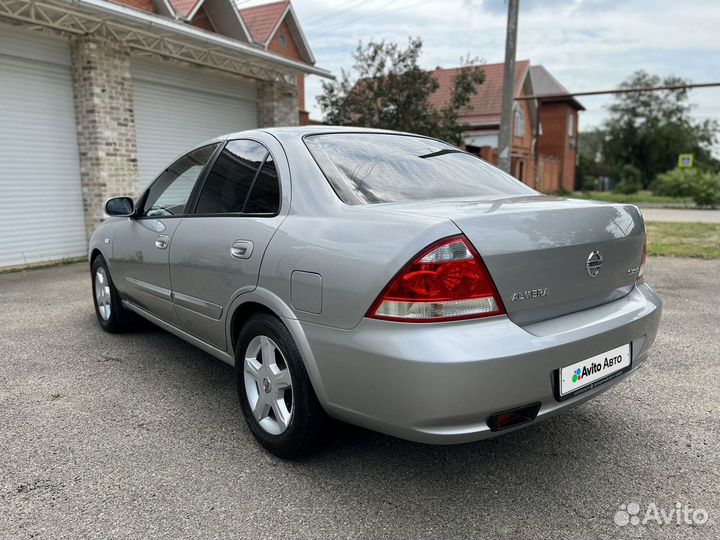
[{"x1": 514, "y1": 104, "x2": 525, "y2": 138}]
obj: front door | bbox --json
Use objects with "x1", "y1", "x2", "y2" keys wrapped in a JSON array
[
  {"x1": 169, "y1": 140, "x2": 284, "y2": 350},
  {"x1": 112, "y1": 144, "x2": 218, "y2": 323}
]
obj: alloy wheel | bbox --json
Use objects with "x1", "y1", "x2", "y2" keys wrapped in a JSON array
[
  {"x1": 94, "y1": 267, "x2": 112, "y2": 321},
  {"x1": 243, "y1": 335, "x2": 294, "y2": 435}
]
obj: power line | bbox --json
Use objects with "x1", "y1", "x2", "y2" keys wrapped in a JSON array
[
  {"x1": 303, "y1": 0, "x2": 379, "y2": 26},
  {"x1": 306, "y1": 0, "x2": 436, "y2": 33},
  {"x1": 516, "y1": 82, "x2": 720, "y2": 101},
  {"x1": 306, "y1": 0, "x2": 400, "y2": 32}
]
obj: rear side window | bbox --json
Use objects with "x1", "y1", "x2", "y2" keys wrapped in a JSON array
[
  {"x1": 244, "y1": 156, "x2": 280, "y2": 214},
  {"x1": 195, "y1": 140, "x2": 279, "y2": 215},
  {"x1": 304, "y1": 133, "x2": 535, "y2": 205}
]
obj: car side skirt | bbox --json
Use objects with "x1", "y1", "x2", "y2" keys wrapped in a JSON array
[{"x1": 122, "y1": 300, "x2": 234, "y2": 366}]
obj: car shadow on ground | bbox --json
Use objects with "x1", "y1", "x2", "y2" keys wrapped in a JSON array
[
  {"x1": 69, "y1": 307, "x2": 673, "y2": 535},
  {"x1": 114, "y1": 313, "x2": 637, "y2": 472}
]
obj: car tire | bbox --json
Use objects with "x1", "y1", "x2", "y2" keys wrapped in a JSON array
[
  {"x1": 91, "y1": 255, "x2": 132, "y2": 333},
  {"x1": 236, "y1": 313, "x2": 330, "y2": 459}
]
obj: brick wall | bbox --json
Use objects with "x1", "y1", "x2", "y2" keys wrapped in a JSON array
[
  {"x1": 191, "y1": 5, "x2": 215, "y2": 32},
  {"x1": 267, "y1": 21, "x2": 303, "y2": 62},
  {"x1": 511, "y1": 99, "x2": 535, "y2": 186},
  {"x1": 257, "y1": 79, "x2": 299, "y2": 127},
  {"x1": 70, "y1": 36, "x2": 139, "y2": 241},
  {"x1": 537, "y1": 155, "x2": 561, "y2": 193},
  {"x1": 538, "y1": 101, "x2": 578, "y2": 192},
  {"x1": 69, "y1": 33, "x2": 302, "y2": 241},
  {"x1": 267, "y1": 20, "x2": 308, "y2": 120}
]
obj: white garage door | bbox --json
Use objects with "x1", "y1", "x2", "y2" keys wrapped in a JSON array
[
  {"x1": 0, "y1": 24, "x2": 87, "y2": 268},
  {"x1": 132, "y1": 58, "x2": 258, "y2": 187}
]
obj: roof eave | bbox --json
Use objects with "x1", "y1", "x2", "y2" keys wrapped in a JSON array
[
  {"x1": 201, "y1": 0, "x2": 253, "y2": 42},
  {"x1": 537, "y1": 95, "x2": 586, "y2": 111},
  {"x1": 184, "y1": 0, "x2": 204, "y2": 20},
  {"x1": 64, "y1": 0, "x2": 332, "y2": 78}
]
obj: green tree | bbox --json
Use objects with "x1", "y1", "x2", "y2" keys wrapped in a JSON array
[
  {"x1": 317, "y1": 38, "x2": 485, "y2": 145},
  {"x1": 613, "y1": 164, "x2": 642, "y2": 194},
  {"x1": 603, "y1": 71, "x2": 718, "y2": 187},
  {"x1": 576, "y1": 127, "x2": 611, "y2": 186}
]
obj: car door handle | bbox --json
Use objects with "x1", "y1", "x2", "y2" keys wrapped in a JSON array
[
  {"x1": 155, "y1": 235, "x2": 169, "y2": 249},
  {"x1": 230, "y1": 240, "x2": 253, "y2": 259}
]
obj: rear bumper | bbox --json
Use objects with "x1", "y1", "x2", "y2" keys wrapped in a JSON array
[{"x1": 300, "y1": 282, "x2": 662, "y2": 444}]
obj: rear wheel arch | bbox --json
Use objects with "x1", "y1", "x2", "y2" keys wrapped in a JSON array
[
  {"x1": 226, "y1": 294, "x2": 330, "y2": 409},
  {"x1": 230, "y1": 301, "x2": 276, "y2": 354},
  {"x1": 89, "y1": 248, "x2": 103, "y2": 267}
]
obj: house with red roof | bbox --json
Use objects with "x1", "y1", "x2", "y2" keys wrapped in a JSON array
[
  {"x1": 430, "y1": 61, "x2": 584, "y2": 192},
  {"x1": 239, "y1": 0, "x2": 316, "y2": 124},
  {"x1": 0, "y1": 0, "x2": 329, "y2": 268}
]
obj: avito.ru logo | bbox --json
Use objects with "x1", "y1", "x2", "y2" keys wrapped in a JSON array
[{"x1": 614, "y1": 502, "x2": 709, "y2": 527}]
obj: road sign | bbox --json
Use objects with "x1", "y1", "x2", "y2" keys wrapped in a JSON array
[{"x1": 678, "y1": 153, "x2": 694, "y2": 168}]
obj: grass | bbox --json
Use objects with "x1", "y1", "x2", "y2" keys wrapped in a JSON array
[
  {"x1": 646, "y1": 222, "x2": 720, "y2": 259},
  {"x1": 571, "y1": 190, "x2": 691, "y2": 206}
]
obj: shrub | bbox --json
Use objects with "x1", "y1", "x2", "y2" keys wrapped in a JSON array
[
  {"x1": 613, "y1": 165, "x2": 643, "y2": 194},
  {"x1": 692, "y1": 173, "x2": 720, "y2": 208},
  {"x1": 582, "y1": 175, "x2": 597, "y2": 192},
  {"x1": 653, "y1": 168, "x2": 720, "y2": 206},
  {"x1": 653, "y1": 167, "x2": 697, "y2": 199}
]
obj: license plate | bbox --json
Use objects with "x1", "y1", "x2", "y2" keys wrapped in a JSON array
[{"x1": 559, "y1": 343, "x2": 631, "y2": 397}]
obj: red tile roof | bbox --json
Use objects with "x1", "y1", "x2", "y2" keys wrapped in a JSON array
[
  {"x1": 428, "y1": 60, "x2": 530, "y2": 127},
  {"x1": 238, "y1": 0, "x2": 289, "y2": 43},
  {"x1": 167, "y1": 0, "x2": 202, "y2": 18}
]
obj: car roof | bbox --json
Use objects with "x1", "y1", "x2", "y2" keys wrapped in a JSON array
[
  {"x1": 223, "y1": 125, "x2": 421, "y2": 140},
  {"x1": 193, "y1": 126, "x2": 441, "y2": 154}
]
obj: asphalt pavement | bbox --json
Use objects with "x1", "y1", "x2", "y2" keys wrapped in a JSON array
[{"x1": 0, "y1": 258, "x2": 718, "y2": 539}]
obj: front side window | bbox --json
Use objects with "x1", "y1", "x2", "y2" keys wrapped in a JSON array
[
  {"x1": 304, "y1": 133, "x2": 535, "y2": 205},
  {"x1": 195, "y1": 140, "x2": 279, "y2": 215},
  {"x1": 143, "y1": 145, "x2": 217, "y2": 217}
]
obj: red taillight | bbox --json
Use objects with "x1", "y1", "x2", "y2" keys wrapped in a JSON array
[{"x1": 367, "y1": 236, "x2": 505, "y2": 322}]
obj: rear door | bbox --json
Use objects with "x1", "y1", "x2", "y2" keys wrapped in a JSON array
[
  {"x1": 111, "y1": 144, "x2": 218, "y2": 323},
  {"x1": 169, "y1": 139, "x2": 285, "y2": 350}
]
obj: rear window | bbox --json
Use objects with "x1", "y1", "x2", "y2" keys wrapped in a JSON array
[{"x1": 304, "y1": 133, "x2": 535, "y2": 205}]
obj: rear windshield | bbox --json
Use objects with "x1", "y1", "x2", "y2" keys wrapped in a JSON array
[{"x1": 304, "y1": 133, "x2": 535, "y2": 205}]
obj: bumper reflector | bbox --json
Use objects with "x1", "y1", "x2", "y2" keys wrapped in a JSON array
[{"x1": 487, "y1": 402, "x2": 541, "y2": 431}]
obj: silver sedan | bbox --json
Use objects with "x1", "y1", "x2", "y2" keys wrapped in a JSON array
[{"x1": 89, "y1": 127, "x2": 662, "y2": 458}]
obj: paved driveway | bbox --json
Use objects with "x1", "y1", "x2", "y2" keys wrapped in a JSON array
[
  {"x1": 1, "y1": 258, "x2": 718, "y2": 539},
  {"x1": 640, "y1": 208, "x2": 720, "y2": 223}
]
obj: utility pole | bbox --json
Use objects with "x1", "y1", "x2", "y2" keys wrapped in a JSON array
[{"x1": 497, "y1": 0, "x2": 519, "y2": 174}]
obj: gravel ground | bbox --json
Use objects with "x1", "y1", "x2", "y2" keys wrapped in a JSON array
[
  {"x1": 640, "y1": 208, "x2": 720, "y2": 223},
  {"x1": 0, "y1": 258, "x2": 718, "y2": 539}
]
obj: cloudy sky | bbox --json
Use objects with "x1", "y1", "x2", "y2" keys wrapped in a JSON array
[{"x1": 265, "y1": 0, "x2": 720, "y2": 141}]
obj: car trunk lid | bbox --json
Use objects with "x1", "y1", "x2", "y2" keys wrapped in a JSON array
[{"x1": 377, "y1": 195, "x2": 646, "y2": 325}]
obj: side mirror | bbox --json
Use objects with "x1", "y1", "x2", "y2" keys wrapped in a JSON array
[{"x1": 105, "y1": 197, "x2": 134, "y2": 217}]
